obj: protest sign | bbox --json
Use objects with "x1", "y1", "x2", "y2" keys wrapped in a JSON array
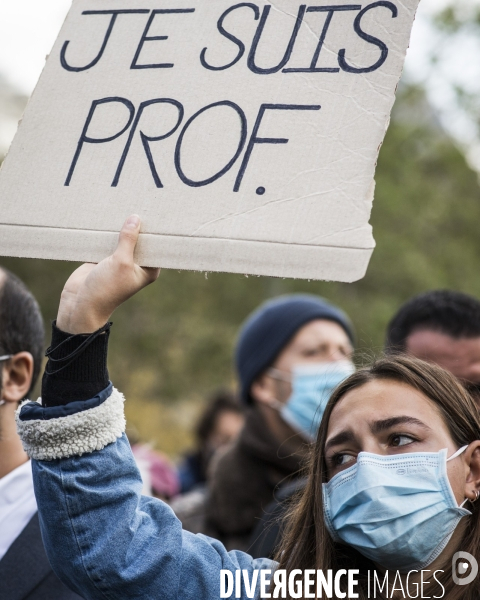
[{"x1": 0, "y1": 0, "x2": 420, "y2": 281}]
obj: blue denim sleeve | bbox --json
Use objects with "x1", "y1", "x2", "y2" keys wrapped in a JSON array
[{"x1": 32, "y1": 434, "x2": 274, "y2": 600}]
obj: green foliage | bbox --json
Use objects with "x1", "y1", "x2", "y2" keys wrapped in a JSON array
[
  {"x1": 1, "y1": 85, "x2": 479, "y2": 455},
  {"x1": 434, "y1": 3, "x2": 480, "y2": 33},
  {"x1": 429, "y1": 1, "x2": 480, "y2": 138}
]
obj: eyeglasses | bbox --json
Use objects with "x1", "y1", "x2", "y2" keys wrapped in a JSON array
[{"x1": 0, "y1": 355, "x2": 13, "y2": 362}]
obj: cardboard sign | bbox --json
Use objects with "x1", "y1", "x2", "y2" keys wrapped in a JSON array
[{"x1": 0, "y1": 0, "x2": 420, "y2": 281}]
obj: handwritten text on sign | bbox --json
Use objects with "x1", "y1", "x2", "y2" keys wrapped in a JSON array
[
  {"x1": 63, "y1": 3, "x2": 397, "y2": 193},
  {"x1": 0, "y1": 0, "x2": 420, "y2": 281}
]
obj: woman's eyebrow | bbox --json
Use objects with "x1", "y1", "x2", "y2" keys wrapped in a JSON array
[
  {"x1": 325, "y1": 430, "x2": 356, "y2": 452},
  {"x1": 370, "y1": 416, "x2": 431, "y2": 434}
]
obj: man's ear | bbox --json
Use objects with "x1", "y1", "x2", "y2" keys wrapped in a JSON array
[
  {"x1": 250, "y1": 373, "x2": 277, "y2": 407},
  {"x1": 1, "y1": 352, "x2": 34, "y2": 403},
  {"x1": 464, "y1": 442, "x2": 480, "y2": 502}
]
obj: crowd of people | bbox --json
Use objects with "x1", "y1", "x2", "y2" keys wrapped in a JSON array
[{"x1": 2, "y1": 217, "x2": 480, "y2": 598}]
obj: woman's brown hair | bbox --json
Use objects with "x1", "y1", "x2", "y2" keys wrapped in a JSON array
[{"x1": 276, "y1": 355, "x2": 480, "y2": 599}]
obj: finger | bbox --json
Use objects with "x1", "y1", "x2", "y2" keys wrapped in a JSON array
[
  {"x1": 115, "y1": 215, "x2": 141, "y2": 264},
  {"x1": 142, "y1": 267, "x2": 161, "y2": 283}
]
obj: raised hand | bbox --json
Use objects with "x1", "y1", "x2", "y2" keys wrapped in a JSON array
[{"x1": 57, "y1": 215, "x2": 160, "y2": 334}]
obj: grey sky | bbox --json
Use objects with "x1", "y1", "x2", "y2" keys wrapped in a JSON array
[
  {"x1": 0, "y1": 0, "x2": 478, "y2": 168},
  {"x1": 0, "y1": 0, "x2": 448, "y2": 94}
]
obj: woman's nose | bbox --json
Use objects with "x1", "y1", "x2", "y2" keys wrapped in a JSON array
[{"x1": 360, "y1": 441, "x2": 388, "y2": 456}]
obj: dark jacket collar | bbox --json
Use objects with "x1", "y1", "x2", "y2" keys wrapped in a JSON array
[
  {"x1": 0, "y1": 512, "x2": 53, "y2": 600},
  {"x1": 239, "y1": 408, "x2": 308, "y2": 476}
]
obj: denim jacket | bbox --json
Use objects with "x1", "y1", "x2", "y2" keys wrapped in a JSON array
[{"x1": 16, "y1": 386, "x2": 274, "y2": 600}]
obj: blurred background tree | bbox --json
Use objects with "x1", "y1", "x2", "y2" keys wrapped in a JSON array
[
  {"x1": 1, "y1": 2, "x2": 479, "y2": 458},
  {"x1": 414, "y1": 0, "x2": 480, "y2": 171}
]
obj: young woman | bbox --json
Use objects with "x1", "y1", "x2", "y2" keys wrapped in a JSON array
[
  {"x1": 16, "y1": 217, "x2": 480, "y2": 600},
  {"x1": 278, "y1": 356, "x2": 480, "y2": 598}
]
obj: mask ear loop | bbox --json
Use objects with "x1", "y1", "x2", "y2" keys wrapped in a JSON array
[
  {"x1": 447, "y1": 445, "x2": 469, "y2": 462},
  {"x1": 267, "y1": 368, "x2": 292, "y2": 383},
  {"x1": 266, "y1": 398, "x2": 284, "y2": 411},
  {"x1": 447, "y1": 446, "x2": 479, "y2": 508},
  {"x1": 265, "y1": 369, "x2": 291, "y2": 410}
]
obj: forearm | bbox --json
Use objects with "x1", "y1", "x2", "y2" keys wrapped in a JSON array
[
  {"x1": 17, "y1": 326, "x2": 272, "y2": 600},
  {"x1": 18, "y1": 393, "x2": 272, "y2": 600},
  {"x1": 31, "y1": 434, "x2": 182, "y2": 600},
  {"x1": 15, "y1": 218, "x2": 273, "y2": 599}
]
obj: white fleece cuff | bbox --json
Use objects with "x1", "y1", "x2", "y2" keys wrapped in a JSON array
[{"x1": 16, "y1": 388, "x2": 126, "y2": 461}]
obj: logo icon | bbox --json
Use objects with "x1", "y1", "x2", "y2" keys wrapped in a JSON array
[{"x1": 452, "y1": 551, "x2": 478, "y2": 585}]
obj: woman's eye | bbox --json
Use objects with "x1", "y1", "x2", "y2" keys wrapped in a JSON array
[
  {"x1": 332, "y1": 453, "x2": 355, "y2": 467},
  {"x1": 391, "y1": 434, "x2": 415, "y2": 447}
]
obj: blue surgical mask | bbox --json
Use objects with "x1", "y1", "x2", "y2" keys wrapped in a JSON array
[
  {"x1": 323, "y1": 447, "x2": 471, "y2": 572},
  {"x1": 270, "y1": 361, "x2": 355, "y2": 441}
]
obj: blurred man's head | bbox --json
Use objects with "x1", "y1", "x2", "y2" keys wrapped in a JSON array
[
  {"x1": 0, "y1": 267, "x2": 44, "y2": 477},
  {"x1": 195, "y1": 391, "x2": 244, "y2": 462},
  {"x1": 235, "y1": 295, "x2": 354, "y2": 441},
  {"x1": 386, "y1": 290, "x2": 480, "y2": 398},
  {"x1": 0, "y1": 268, "x2": 44, "y2": 402}
]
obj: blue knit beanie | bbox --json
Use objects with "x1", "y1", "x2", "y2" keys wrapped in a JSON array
[{"x1": 235, "y1": 294, "x2": 354, "y2": 404}]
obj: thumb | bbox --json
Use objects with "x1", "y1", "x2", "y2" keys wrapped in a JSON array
[{"x1": 115, "y1": 215, "x2": 141, "y2": 263}]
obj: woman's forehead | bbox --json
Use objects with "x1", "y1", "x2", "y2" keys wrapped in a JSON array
[{"x1": 327, "y1": 379, "x2": 445, "y2": 436}]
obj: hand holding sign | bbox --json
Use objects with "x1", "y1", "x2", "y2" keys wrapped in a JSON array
[
  {"x1": 0, "y1": 0, "x2": 421, "y2": 281},
  {"x1": 57, "y1": 215, "x2": 160, "y2": 335}
]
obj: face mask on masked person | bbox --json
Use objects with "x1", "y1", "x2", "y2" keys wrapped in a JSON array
[
  {"x1": 323, "y1": 446, "x2": 472, "y2": 572},
  {"x1": 269, "y1": 361, "x2": 355, "y2": 441}
]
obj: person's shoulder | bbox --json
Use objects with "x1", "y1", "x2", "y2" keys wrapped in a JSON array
[
  {"x1": 211, "y1": 437, "x2": 263, "y2": 482},
  {"x1": 36, "y1": 570, "x2": 85, "y2": 599},
  {"x1": 0, "y1": 513, "x2": 84, "y2": 599},
  {"x1": 276, "y1": 477, "x2": 307, "y2": 503},
  {"x1": 209, "y1": 439, "x2": 241, "y2": 479}
]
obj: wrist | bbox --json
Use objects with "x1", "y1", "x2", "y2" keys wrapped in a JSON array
[
  {"x1": 57, "y1": 292, "x2": 109, "y2": 335},
  {"x1": 42, "y1": 322, "x2": 111, "y2": 407}
]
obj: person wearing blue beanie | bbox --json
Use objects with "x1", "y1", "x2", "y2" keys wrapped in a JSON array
[
  {"x1": 235, "y1": 294, "x2": 355, "y2": 404},
  {"x1": 204, "y1": 294, "x2": 355, "y2": 551}
]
